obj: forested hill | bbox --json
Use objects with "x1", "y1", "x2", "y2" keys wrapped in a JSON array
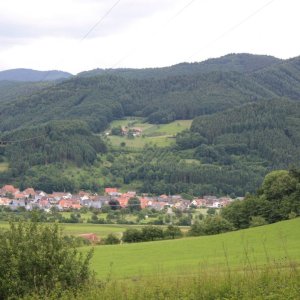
[
  {"x1": 1, "y1": 54, "x2": 299, "y2": 133},
  {"x1": 0, "y1": 68, "x2": 72, "y2": 82},
  {"x1": 252, "y1": 56, "x2": 300, "y2": 100},
  {"x1": 0, "y1": 81, "x2": 51, "y2": 104},
  {"x1": 1, "y1": 53, "x2": 300, "y2": 194},
  {"x1": 188, "y1": 99, "x2": 300, "y2": 168},
  {"x1": 78, "y1": 53, "x2": 280, "y2": 79}
]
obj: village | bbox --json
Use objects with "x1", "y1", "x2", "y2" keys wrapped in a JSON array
[{"x1": 0, "y1": 184, "x2": 239, "y2": 212}]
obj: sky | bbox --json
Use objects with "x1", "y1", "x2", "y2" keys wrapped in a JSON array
[{"x1": 0, "y1": 0, "x2": 299, "y2": 74}]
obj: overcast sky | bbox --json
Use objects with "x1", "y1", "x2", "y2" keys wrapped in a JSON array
[{"x1": 0, "y1": 0, "x2": 299, "y2": 74}]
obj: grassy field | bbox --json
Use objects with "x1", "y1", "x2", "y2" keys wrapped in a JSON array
[
  {"x1": 0, "y1": 222, "x2": 142, "y2": 239},
  {"x1": 106, "y1": 118, "x2": 192, "y2": 149},
  {"x1": 88, "y1": 218, "x2": 300, "y2": 278},
  {"x1": 0, "y1": 162, "x2": 9, "y2": 172}
]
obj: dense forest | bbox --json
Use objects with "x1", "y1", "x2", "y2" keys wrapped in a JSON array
[{"x1": 0, "y1": 53, "x2": 300, "y2": 194}]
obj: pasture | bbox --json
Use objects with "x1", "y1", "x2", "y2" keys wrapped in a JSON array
[
  {"x1": 106, "y1": 118, "x2": 192, "y2": 149},
  {"x1": 0, "y1": 162, "x2": 8, "y2": 172},
  {"x1": 88, "y1": 218, "x2": 300, "y2": 278}
]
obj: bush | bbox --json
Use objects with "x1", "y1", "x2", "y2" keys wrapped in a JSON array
[
  {"x1": 104, "y1": 233, "x2": 121, "y2": 245},
  {"x1": 250, "y1": 216, "x2": 268, "y2": 227},
  {"x1": 188, "y1": 216, "x2": 235, "y2": 236},
  {"x1": 0, "y1": 221, "x2": 93, "y2": 299},
  {"x1": 122, "y1": 228, "x2": 143, "y2": 243}
]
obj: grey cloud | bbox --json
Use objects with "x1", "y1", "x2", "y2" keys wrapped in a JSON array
[{"x1": 0, "y1": 0, "x2": 176, "y2": 42}]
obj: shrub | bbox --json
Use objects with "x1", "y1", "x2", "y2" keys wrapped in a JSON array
[
  {"x1": 104, "y1": 233, "x2": 121, "y2": 245},
  {"x1": 0, "y1": 221, "x2": 93, "y2": 299},
  {"x1": 250, "y1": 216, "x2": 268, "y2": 227}
]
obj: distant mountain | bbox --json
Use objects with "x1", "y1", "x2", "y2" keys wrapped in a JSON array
[
  {"x1": 0, "y1": 68, "x2": 73, "y2": 82},
  {"x1": 78, "y1": 53, "x2": 281, "y2": 79},
  {"x1": 0, "y1": 53, "x2": 298, "y2": 133}
]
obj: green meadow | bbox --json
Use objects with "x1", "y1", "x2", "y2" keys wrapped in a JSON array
[
  {"x1": 0, "y1": 162, "x2": 9, "y2": 172},
  {"x1": 89, "y1": 218, "x2": 300, "y2": 278},
  {"x1": 106, "y1": 118, "x2": 192, "y2": 149}
]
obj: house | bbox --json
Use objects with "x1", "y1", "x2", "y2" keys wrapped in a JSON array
[
  {"x1": 78, "y1": 233, "x2": 99, "y2": 244},
  {"x1": 130, "y1": 127, "x2": 142, "y2": 137},
  {"x1": 117, "y1": 196, "x2": 129, "y2": 208},
  {"x1": 139, "y1": 197, "x2": 150, "y2": 209},
  {"x1": 105, "y1": 188, "x2": 120, "y2": 196},
  {"x1": 80, "y1": 196, "x2": 107, "y2": 209},
  {"x1": 0, "y1": 185, "x2": 19, "y2": 196},
  {"x1": 0, "y1": 197, "x2": 11, "y2": 206},
  {"x1": 38, "y1": 198, "x2": 51, "y2": 210},
  {"x1": 9, "y1": 199, "x2": 26, "y2": 210},
  {"x1": 58, "y1": 199, "x2": 81, "y2": 210},
  {"x1": 191, "y1": 198, "x2": 206, "y2": 207},
  {"x1": 149, "y1": 201, "x2": 166, "y2": 211},
  {"x1": 22, "y1": 188, "x2": 36, "y2": 198},
  {"x1": 212, "y1": 201, "x2": 221, "y2": 208}
]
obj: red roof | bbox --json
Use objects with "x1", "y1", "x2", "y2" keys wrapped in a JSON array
[
  {"x1": 79, "y1": 233, "x2": 99, "y2": 243},
  {"x1": 2, "y1": 185, "x2": 19, "y2": 194},
  {"x1": 139, "y1": 198, "x2": 149, "y2": 209},
  {"x1": 58, "y1": 199, "x2": 81, "y2": 209},
  {"x1": 117, "y1": 197, "x2": 129, "y2": 208},
  {"x1": 105, "y1": 188, "x2": 118, "y2": 194}
]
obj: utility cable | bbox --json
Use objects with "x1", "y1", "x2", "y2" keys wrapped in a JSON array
[{"x1": 188, "y1": 0, "x2": 277, "y2": 60}]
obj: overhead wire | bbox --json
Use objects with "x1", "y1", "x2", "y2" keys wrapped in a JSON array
[
  {"x1": 188, "y1": 0, "x2": 277, "y2": 60},
  {"x1": 111, "y1": 0, "x2": 197, "y2": 68},
  {"x1": 40, "y1": 0, "x2": 122, "y2": 81},
  {"x1": 80, "y1": 0, "x2": 122, "y2": 41},
  {"x1": 1, "y1": 0, "x2": 277, "y2": 145},
  {"x1": 0, "y1": 0, "x2": 122, "y2": 145}
]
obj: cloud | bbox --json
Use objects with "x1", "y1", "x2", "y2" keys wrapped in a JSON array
[
  {"x1": 0, "y1": 0, "x2": 176, "y2": 42},
  {"x1": 0, "y1": 0, "x2": 300, "y2": 73}
]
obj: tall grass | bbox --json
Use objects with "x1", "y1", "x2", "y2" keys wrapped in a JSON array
[{"x1": 23, "y1": 256, "x2": 299, "y2": 299}]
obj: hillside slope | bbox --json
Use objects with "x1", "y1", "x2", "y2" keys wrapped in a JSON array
[
  {"x1": 90, "y1": 218, "x2": 300, "y2": 278},
  {"x1": 78, "y1": 53, "x2": 280, "y2": 79},
  {"x1": 190, "y1": 99, "x2": 300, "y2": 168},
  {"x1": 1, "y1": 53, "x2": 300, "y2": 194}
]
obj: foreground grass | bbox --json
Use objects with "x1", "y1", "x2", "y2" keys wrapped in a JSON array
[
  {"x1": 89, "y1": 218, "x2": 300, "y2": 278},
  {"x1": 24, "y1": 262, "x2": 300, "y2": 299}
]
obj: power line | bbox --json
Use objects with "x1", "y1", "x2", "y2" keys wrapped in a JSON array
[
  {"x1": 41, "y1": 0, "x2": 122, "y2": 81},
  {"x1": 80, "y1": 0, "x2": 122, "y2": 41},
  {"x1": 111, "y1": 0, "x2": 197, "y2": 68},
  {"x1": 188, "y1": 0, "x2": 277, "y2": 60},
  {"x1": 0, "y1": 1, "x2": 123, "y2": 145}
]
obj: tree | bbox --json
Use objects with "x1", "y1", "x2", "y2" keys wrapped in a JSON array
[
  {"x1": 108, "y1": 199, "x2": 121, "y2": 210},
  {"x1": 111, "y1": 126, "x2": 123, "y2": 136},
  {"x1": 164, "y1": 225, "x2": 183, "y2": 239},
  {"x1": 141, "y1": 226, "x2": 164, "y2": 241},
  {"x1": 122, "y1": 228, "x2": 143, "y2": 243},
  {"x1": 261, "y1": 170, "x2": 297, "y2": 201},
  {"x1": 0, "y1": 221, "x2": 93, "y2": 299},
  {"x1": 127, "y1": 197, "x2": 141, "y2": 212},
  {"x1": 188, "y1": 216, "x2": 234, "y2": 236}
]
